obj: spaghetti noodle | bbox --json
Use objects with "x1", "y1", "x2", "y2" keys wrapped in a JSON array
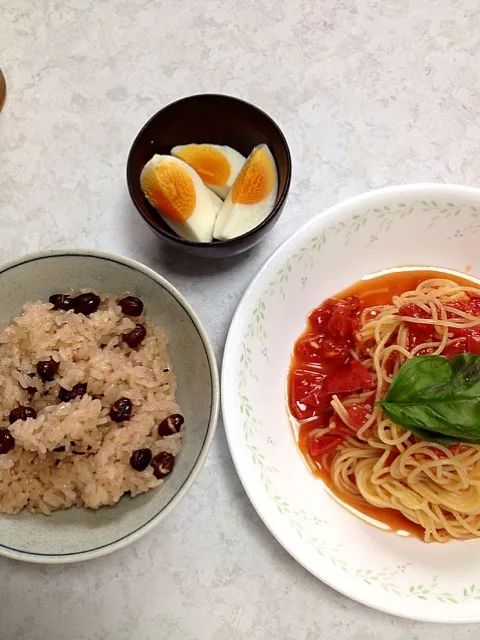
[{"x1": 288, "y1": 270, "x2": 480, "y2": 542}]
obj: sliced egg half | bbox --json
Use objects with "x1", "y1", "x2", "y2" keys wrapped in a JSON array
[
  {"x1": 140, "y1": 155, "x2": 221, "y2": 242},
  {"x1": 213, "y1": 144, "x2": 278, "y2": 241},
  {"x1": 171, "y1": 143, "x2": 246, "y2": 199}
]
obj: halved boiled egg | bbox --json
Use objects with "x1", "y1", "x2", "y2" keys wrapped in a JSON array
[
  {"x1": 171, "y1": 144, "x2": 246, "y2": 199},
  {"x1": 213, "y1": 144, "x2": 278, "y2": 241},
  {"x1": 140, "y1": 155, "x2": 221, "y2": 242}
]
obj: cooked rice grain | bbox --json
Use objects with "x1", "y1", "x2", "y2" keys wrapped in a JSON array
[{"x1": 0, "y1": 294, "x2": 182, "y2": 515}]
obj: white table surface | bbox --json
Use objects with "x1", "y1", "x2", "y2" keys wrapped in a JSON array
[{"x1": 2, "y1": 0, "x2": 480, "y2": 637}]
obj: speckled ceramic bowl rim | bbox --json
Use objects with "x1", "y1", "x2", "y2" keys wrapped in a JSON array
[
  {"x1": 0, "y1": 249, "x2": 219, "y2": 564},
  {"x1": 126, "y1": 93, "x2": 292, "y2": 250}
]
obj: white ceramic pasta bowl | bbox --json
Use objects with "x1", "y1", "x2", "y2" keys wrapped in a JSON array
[
  {"x1": 222, "y1": 184, "x2": 480, "y2": 623},
  {"x1": 0, "y1": 250, "x2": 219, "y2": 563}
]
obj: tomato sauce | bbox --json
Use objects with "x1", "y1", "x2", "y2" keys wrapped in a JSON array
[{"x1": 288, "y1": 266, "x2": 480, "y2": 538}]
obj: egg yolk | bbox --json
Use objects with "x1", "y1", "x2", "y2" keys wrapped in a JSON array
[
  {"x1": 231, "y1": 148, "x2": 275, "y2": 205},
  {"x1": 175, "y1": 146, "x2": 231, "y2": 186},
  {"x1": 141, "y1": 162, "x2": 196, "y2": 222}
]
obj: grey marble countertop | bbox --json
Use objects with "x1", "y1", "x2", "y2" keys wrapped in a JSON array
[{"x1": 2, "y1": 0, "x2": 480, "y2": 638}]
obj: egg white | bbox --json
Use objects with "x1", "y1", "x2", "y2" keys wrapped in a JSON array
[
  {"x1": 213, "y1": 144, "x2": 278, "y2": 241},
  {"x1": 140, "y1": 155, "x2": 221, "y2": 243}
]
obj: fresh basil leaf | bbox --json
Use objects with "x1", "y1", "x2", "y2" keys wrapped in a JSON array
[
  {"x1": 381, "y1": 404, "x2": 460, "y2": 445},
  {"x1": 402, "y1": 426, "x2": 456, "y2": 446},
  {"x1": 378, "y1": 353, "x2": 480, "y2": 444}
]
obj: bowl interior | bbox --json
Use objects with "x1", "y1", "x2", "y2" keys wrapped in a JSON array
[
  {"x1": 0, "y1": 253, "x2": 216, "y2": 560},
  {"x1": 127, "y1": 94, "x2": 291, "y2": 245},
  {"x1": 223, "y1": 185, "x2": 480, "y2": 622}
]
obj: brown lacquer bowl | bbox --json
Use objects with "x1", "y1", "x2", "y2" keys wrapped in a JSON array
[
  {"x1": 0, "y1": 70, "x2": 6, "y2": 113},
  {"x1": 126, "y1": 94, "x2": 292, "y2": 258}
]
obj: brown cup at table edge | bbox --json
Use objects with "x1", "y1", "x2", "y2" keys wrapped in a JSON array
[{"x1": 0, "y1": 70, "x2": 6, "y2": 113}]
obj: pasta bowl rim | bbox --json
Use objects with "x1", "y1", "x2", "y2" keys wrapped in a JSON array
[{"x1": 222, "y1": 183, "x2": 480, "y2": 622}]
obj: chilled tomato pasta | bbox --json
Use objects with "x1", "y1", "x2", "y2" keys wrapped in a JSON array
[{"x1": 288, "y1": 269, "x2": 480, "y2": 542}]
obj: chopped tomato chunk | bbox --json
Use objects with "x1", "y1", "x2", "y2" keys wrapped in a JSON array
[
  {"x1": 467, "y1": 335, "x2": 480, "y2": 353},
  {"x1": 290, "y1": 369, "x2": 328, "y2": 419},
  {"x1": 309, "y1": 296, "x2": 360, "y2": 341},
  {"x1": 308, "y1": 434, "x2": 344, "y2": 457},
  {"x1": 451, "y1": 326, "x2": 480, "y2": 339},
  {"x1": 398, "y1": 303, "x2": 428, "y2": 320},
  {"x1": 299, "y1": 297, "x2": 362, "y2": 371},
  {"x1": 322, "y1": 359, "x2": 375, "y2": 395},
  {"x1": 383, "y1": 352, "x2": 397, "y2": 376},
  {"x1": 443, "y1": 338, "x2": 467, "y2": 358},
  {"x1": 328, "y1": 297, "x2": 360, "y2": 338},
  {"x1": 467, "y1": 295, "x2": 480, "y2": 312},
  {"x1": 446, "y1": 295, "x2": 480, "y2": 339},
  {"x1": 443, "y1": 334, "x2": 480, "y2": 357},
  {"x1": 309, "y1": 305, "x2": 332, "y2": 333},
  {"x1": 447, "y1": 294, "x2": 480, "y2": 316},
  {"x1": 317, "y1": 337, "x2": 351, "y2": 365},
  {"x1": 346, "y1": 402, "x2": 373, "y2": 429},
  {"x1": 294, "y1": 333, "x2": 350, "y2": 366},
  {"x1": 399, "y1": 303, "x2": 435, "y2": 349},
  {"x1": 290, "y1": 360, "x2": 374, "y2": 419}
]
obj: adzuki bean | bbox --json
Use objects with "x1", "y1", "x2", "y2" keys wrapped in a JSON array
[
  {"x1": 71, "y1": 293, "x2": 100, "y2": 315},
  {"x1": 123, "y1": 324, "x2": 146, "y2": 348},
  {"x1": 118, "y1": 296, "x2": 144, "y2": 316},
  {"x1": 158, "y1": 414, "x2": 184, "y2": 437},
  {"x1": 0, "y1": 429, "x2": 15, "y2": 454},
  {"x1": 59, "y1": 383, "x2": 87, "y2": 402},
  {"x1": 36, "y1": 358, "x2": 59, "y2": 381},
  {"x1": 109, "y1": 397, "x2": 133, "y2": 422},
  {"x1": 9, "y1": 406, "x2": 37, "y2": 424},
  {"x1": 151, "y1": 451, "x2": 174, "y2": 479},
  {"x1": 130, "y1": 448, "x2": 152, "y2": 471},
  {"x1": 49, "y1": 294, "x2": 73, "y2": 311}
]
